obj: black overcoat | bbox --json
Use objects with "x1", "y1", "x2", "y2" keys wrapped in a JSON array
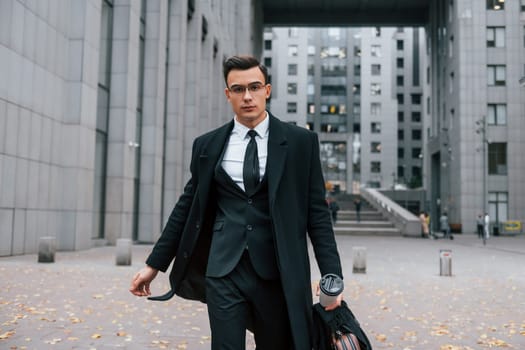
[{"x1": 146, "y1": 113, "x2": 343, "y2": 350}]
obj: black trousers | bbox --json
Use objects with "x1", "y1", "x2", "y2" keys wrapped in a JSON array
[
  {"x1": 206, "y1": 251, "x2": 293, "y2": 350},
  {"x1": 477, "y1": 224, "x2": 484, "y2": 238}
]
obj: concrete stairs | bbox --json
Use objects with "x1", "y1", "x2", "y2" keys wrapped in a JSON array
[{"x1": 332, "y1": 197, "x2": 402, "y2": 236}]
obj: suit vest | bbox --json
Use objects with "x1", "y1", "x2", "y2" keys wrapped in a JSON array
[{"x1": 205, "y1": 163, "x2": 279, "y2": 280}]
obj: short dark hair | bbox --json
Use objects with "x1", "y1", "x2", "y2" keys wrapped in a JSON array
[{"x1": 222, "y1": 55, "x2": 268, "y2": 86}]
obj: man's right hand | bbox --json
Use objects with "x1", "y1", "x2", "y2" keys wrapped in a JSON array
[{"x1": 129, "y1": 266, "x2": 159, "y2": 297}]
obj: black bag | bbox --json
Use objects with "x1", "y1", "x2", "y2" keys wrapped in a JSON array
[{"x1": 313, "y1": 300, "x2": 372, "y2": 350}]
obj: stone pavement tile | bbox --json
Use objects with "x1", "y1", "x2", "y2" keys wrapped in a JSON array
[{"x1": 0, "y1": 234, "x2": 524, "y2": 349}]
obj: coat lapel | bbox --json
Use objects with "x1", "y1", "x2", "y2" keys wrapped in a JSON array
[{"x1": 267, "y1": 114, "x2": 288, "y2": 207}]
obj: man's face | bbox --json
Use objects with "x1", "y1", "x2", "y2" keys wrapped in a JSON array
[{"x1": 225, "y1": 66, "x2": 271, "y2": 128}]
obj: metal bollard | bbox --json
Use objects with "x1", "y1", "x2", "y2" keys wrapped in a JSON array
[
  {"x1": 38, "y1": 236, "x2": 56, "y2": 263},
  {"x1": 439, "y1": 249, "x2": 452, "y2": 276},
  {"x1": 116, "y1": 238, "x2": 132, "y2": 266},
  {"x1": 352, "y1": 246, "x2": 367, "y2": 273}
]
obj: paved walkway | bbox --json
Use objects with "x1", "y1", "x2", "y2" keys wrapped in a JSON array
[{"x1": 1, "y1": 233, "x2": 524, "y2": 349}]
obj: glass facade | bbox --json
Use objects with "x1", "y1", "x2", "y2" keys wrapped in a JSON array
[{"x1": 93, "y1": 0, "x2": 114, "y2": 239}]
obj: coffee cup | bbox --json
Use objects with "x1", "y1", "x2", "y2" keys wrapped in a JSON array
[{"x1": 319, "y1": 273, "x2": 344, "y2": 307}]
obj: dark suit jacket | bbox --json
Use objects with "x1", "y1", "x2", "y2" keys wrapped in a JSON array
[{"x1": 146, "y1": 113, "x2": 343, "y2": 350}]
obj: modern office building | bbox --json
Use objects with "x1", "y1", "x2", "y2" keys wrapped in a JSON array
[
  {"x1": 426, "y1": 0, "x2": 525, "y2": 232},
  {"x1": 263, "y1": 27, "x2": 426, "y2": 194},
  {"x1": 0, "y1": 0, "x2": 263, "y2": 255},
  {"x1": 1, "y1": 0, "x2": 524, "y2": 256}
]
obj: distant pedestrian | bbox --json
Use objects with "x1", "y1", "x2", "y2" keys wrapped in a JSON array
[
  {"x1": 327, "y1": 197, "x2": 340, "y2": 224},
  {"x1": 484, "y1": 212, "x2": 490, "y2": 239},
  {"x1": 439, "y1": 212, "x2": 453, "y2": 240},
  {"x1": 476, "y1": 213, "x2": 484, "y2": 239},
  {"x1": 425, "y1": 213, "x2": 431, "y2": 236},
  {"x1": 353, "y1": 197, "x2": 362, "y2": 222},
  {"x1": 419, "y1": 211, "x2": 429, "y2": 238}
]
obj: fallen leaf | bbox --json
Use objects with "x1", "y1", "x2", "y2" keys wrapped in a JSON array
[
  {"x1": 70, "y1": 317, "x2": 83, "y2": 324},
  {"x1": 91, "y1": 333, "x2": 102, "y2": 339},
  {"x1": 0, "y1": 331, "x2": 15, "y2": 339},
  {"x1": 375, "y1": 334, "x2": 387, "y2": 342}
]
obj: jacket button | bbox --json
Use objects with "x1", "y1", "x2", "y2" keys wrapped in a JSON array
[
  {"x1": 247, "y1": 198, "x2": 253, "y2": 204},
  {"x1": 246, "y1": 225, "x2": 253, "y2": 231},
  {"x1": 183, "y1": 251, "x2": 188, "y2": 259},
  {"x1": 195, "y1": 223, "x2": 200, "y2": 229}
]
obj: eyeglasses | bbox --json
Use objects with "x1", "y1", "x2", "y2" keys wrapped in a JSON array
[{"x1": 228, "y1": 83, "x2": 267, "y2": 96}]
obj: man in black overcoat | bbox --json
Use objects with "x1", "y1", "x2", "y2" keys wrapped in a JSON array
[{"x1": 130, "y1": 55, "x2": 344, "y2": 350}]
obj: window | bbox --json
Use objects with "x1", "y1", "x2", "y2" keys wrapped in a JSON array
[
  {"x1": 487, "y1": 0, "x2": 504, "y2": 10},
  {"x1": 398, "y1": 148, "x2": 404, "y2": 159},
  {"x1": 288, "y1": 45, "x2": 298, "y2": 56},
  {"x1": 328, "y1": 105, "x2": 338, "y2": 114},
  {"x1": 412, "y1": 166, "x2": 421, "y2": 178},
  {"x1": 94, "y1": 0, "x2": 114, "y2": 240},
  {"x1": 287, "y1": 83, "x2": 297, "y2": 95},
  {"x1": 487, "y1": 65, "x2": 506, "y2": 86},
  {"x1": 488, "y1": 142, "x2": 507, "y2": 175},
  {"x1": 371, "y1": 45, "x2": 381, "y2": 57},
  {"x1": 371, "y1": 103, "x2": 381, "y2": 116},
  {"x1": 371, "y1": 83, "x2": 381, "y2": 96},
  {"x1": 398, "y1": 166, "x2": 405, "y2": 179},
  {"x1": 287, "y1": 102, "x2": 297, "y2": 113},
  {"x1": 411, "y1": 94, "x2": 422, "y2": 104},
  {"x1": 487, "y1": 27, "x2": 505, "y2": 48},
  {"x1": 321, "y1": 85, "x2": 346, "y2": 96},
  {"x1": 412, "y1": 129, "x2": 422, "y2": 140},
  {"x1": 264, "y1": 57, "x2": 272, "y2": 67},
  {"x1": 354, "y1": 64, "x2": 361, "y2": 76},
  {"x1": 522, "y1": 0, "x2": 525, "y2": 11},
  {"x1": 396, "y1": 40, "x2": 404, "y2": 50},
  {"x1": 288, "y1": 64, "x2": 297, "y2": 76},
  {"x1": 398, "y1": 111, "x2": 404, "y2": 122},
  {"x1": 398, "y1": 129, "x2": 404, "y2": 140},
  {"x1": 411, "y1": 111, "x2": 421, "y2": 122},
  {"x1": 371, "y1": 142, "x2": 381, "y2": 153},
  {"x1": 321, "y1": 124, "x2": 338, "y2": 133},
  {"x1": 320, "y1": 47, "x2": 347, "y2": 59},
  {"x1": 371, "y1": 161, "x2": 381, "y2": 173},
  {"x1": 307, "y1": 103, "x2": 315, "y2": 114},
  {"x1": 353, "y1": 84, "x2": 360, "y2": 95},
  {"x1": 396, "y1": 76, "x2": 404, "y2": 86},
  {"x1": 488, "y1": 192, "x2": 508, "y2": 224},
  {"x1": 397, "y1": 94, "x2": 404, "y2": 105},
  {"x1": 288, "y1": 27, "x2": 299, "y2": 37},
  {"x1": 373, "y1": 27, "x2": 381, "y2": 37},
  {"x1": 308, "y1": 45, "x2": 316, "y2": 56},
  {"x1": 307, "y1": 84, "x2": 314, "y2": 96},
  {"x1": 397, "y1": 58, "x2": 404, "y2": 68},
  {"x1": 371, "y1": 122, "x2": 381, "y2": 133},
  {"x1": 412, "y1": 147, "x2": 422, "y2": 159},
  {"x1": 371, "y1": 64, "x2": 381, "y2": 75},
  {"x1": 264, "y1": 40, "x2": 272, "y2": 50},
  {"x1": 328, "y1": 28, "x2": 341, "y2": 40},
  {"x1": 487, "y1": 104, "x2": 507, "y2": 125},
  {"x1": 321, "y1": 64, "x2": 347, "y2": 77}
]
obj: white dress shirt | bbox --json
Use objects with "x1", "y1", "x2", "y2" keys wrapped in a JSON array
[{"x1": 221, "y1": 113, "x2": 269, "y2": 191}]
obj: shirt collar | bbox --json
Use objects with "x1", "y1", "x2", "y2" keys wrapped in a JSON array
[{"x1": 233, "y1": 112, "x2": 269, "y2": 139}]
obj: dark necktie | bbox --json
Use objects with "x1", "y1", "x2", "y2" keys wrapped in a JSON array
[{"x1": 243, "y1": 130, "x2": 259, "y2": 194}]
